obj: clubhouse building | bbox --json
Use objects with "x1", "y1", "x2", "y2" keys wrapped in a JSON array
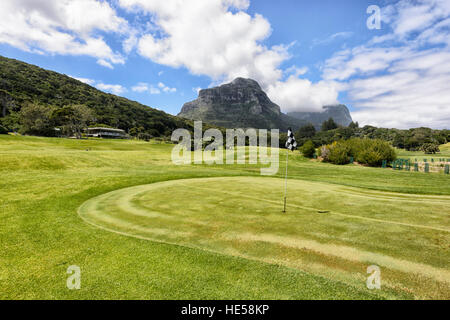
[{"x1": 85, "y1": 127, "x2": 127, "y2": 139}]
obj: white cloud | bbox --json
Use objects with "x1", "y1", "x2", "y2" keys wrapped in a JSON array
[
  {"x1": 71, "y1": 76, "x2": 96, "y2": 86},
  {"x1": 311, "y1": 31, "x2": 354, "y2": 47},
  {"x1": 131, "y1": 82, "x2": 176, "y2": 94},
  {"x1": 321, "y1": 0, "x2": 450, "y2": 128},
  {"x1": 390, "y1": 0, "x2": 450, "y2": 37},
  {"x1": 0, "y1": 0, "x2": 127, "y2": 68},
  {"x1": 149, "y1": 86, "x2": 161, "y2": 95},
  {"x1": 132, "y1": 82, "x2": 161, "y2": 95},
  {"x1": 285, "y1": 66, "x2": 309, "y2": 77},
  {"x1": 131, "y1": 82, "x2": 149, "y2": 93},
  {"x1": 69, "y1": 75, "x2": 128, "y2": 95},
  {"x1": 97, "y1": 59, "x2": 114, "y2": 69},
  {"x1": 123, "y1": 34, "x2": 138, "y2": 54},
  {"x1": 96, "y1": 83, "x2": 127, "y2": 95},
  {"x1": 126, "y1": 0, "x2": 285, "y2": 87},
  {"x1": 158, "y1": 82, "x2": 177, "y2": 93},
  {"x1": 267, "y1": 76, "x2": 339, "y2": 113}
]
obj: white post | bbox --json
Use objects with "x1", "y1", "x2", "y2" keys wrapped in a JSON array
[{"x1": 283, "y1": 148, "x2": 289, "y2": 213}]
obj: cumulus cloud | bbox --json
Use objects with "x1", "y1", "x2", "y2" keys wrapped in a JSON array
[
  {"x1": 96, "y1": 83, "x2": 127, "y2": 95},
  {"x1": 131, "y1": 82, "x2": 176, "y2": 94},
  {"x1": 322, "y1": 0, "x2": 450, "y2": 128},
  {"x1": 131, "y1": 82, "x2": 149, "y2": 93},
  {"x1": 71, "y1": 76, "x2": 96, "y2": 86},
  {"x1": 70, "y1": 76, "x2": 127, "y2": 96},
  {"x1": 158, "y1": 82, "x2": 177, "y2": 93},
  {"x1": 120, "y1": 0, "x2": 283, "y2": 86},
  {"x1": 267, "y1": 76, "x2": 339, "y2": 112},
  {"x1": 0, "y1": 0, "x2": 127, "y2": 68}
]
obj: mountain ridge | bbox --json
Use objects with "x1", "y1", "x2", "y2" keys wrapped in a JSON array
[{"x1": 179, "y1": 78, "x2": 352, "y2": 131}]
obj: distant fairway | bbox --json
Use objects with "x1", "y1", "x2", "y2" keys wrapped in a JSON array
[
  {"x1": 79, "y1": 176, "x2": 450, "y2": 299},
  {"x1": 396, "y1": 143, "x2": 450, "y2": 161}
]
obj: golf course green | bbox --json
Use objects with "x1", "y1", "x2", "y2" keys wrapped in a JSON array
[
  {"x1": 79, "y1": 176, "x2": 450, "y2": 300},
  {"x1": 1, "y1": 135, "x2": 449, "y2": 299}
]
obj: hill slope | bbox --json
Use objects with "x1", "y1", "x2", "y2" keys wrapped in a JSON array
[
  {"x1": 178, "y1": 78, "x2": 307, "y2": 131},
  {"x1": 0, "y1": 55, "x2": 192, "y2": 136}
]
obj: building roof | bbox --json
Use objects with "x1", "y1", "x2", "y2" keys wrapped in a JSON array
[{"x1": 87, "y1": 127, "x2": 125, "y2": 133}]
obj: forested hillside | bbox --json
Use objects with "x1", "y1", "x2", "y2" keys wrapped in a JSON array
[{"x1": 0, "y1": 55, "x2": 193, "y2": 137}]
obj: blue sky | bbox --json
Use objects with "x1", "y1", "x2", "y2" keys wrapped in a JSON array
[{"x1": 0, "y1": 0, "x2": 449, "y2": 128}]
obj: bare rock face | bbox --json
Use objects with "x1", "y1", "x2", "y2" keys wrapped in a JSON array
[{"x1": 178, "y1": 78, "x2": 304, "y2": 130}]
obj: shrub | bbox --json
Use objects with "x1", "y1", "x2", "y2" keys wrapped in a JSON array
[
  {"x1": 328, "y1": 141, "x2": 351, "y2": 165},
  {"x1": 354, "y1": 139, "x2": 396, "y2": 166},
  {"x1": 320, "y1": 138, "x2": 396, "y2": 167},
  {"x1": 300, "y1": 140, "x2": 316, "y2": 158},
  {"x1": 421, "y1": 143, "x2": 440, "y2": 154}
]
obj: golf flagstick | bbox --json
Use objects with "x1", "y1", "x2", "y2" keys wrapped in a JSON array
[
  {"x1": 283, "y1": 147, "x2": 289, "y2": 213},
  {"x1": 283, "y1": 128, "x2": 297, "y2": 213}
]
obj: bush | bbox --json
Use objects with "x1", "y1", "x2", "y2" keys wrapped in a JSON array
[
  {"x1": 354, "y1": 139, "x2": 396, "y2": 166},
  {"x1": 320, "y1": 138, "x2": 396, "y2": 167},
  {"x1": 300, "y1": 140, "x2": 316, "y2": 158},
  {"x1": 421, "y1": 143, "x2": 440, "y2": 154},
  {"x1": 328, "y1": 141, "x2": 351, "y2": 165}
]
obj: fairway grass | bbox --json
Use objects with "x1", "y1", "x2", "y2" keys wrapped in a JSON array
[
  {"x1": 396, "y1": 144, "x2": 450, "y2": 161},
  {"x1": 1, "y1": 135, "x2": 449, "y2": 299}
]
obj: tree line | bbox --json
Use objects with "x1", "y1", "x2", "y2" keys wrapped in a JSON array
[{"x1": 283, "y1": 118, "x2": 449, "y2": 155}]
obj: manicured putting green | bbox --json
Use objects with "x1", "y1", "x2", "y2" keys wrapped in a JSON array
[{"x1": 79, "y1": 177, "x2": 450, "y2": 299}]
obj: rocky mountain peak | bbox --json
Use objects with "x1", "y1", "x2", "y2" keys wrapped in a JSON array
[
  {"x1": 178, "y1": 78, "x2": 296, "y2": 129},
  {"x1": 178, "y1": 77, "x2": 352, "y2": 131}
]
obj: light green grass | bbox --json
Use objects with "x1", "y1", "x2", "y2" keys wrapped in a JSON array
[
  {"x1": 1, "y1": 135, "x2": 449, "y2": 299},
  {"x1": 79, "y1": 177, "x2": 450, "y2": 299},
  {"x1": 396, "y1": 144, "x2": 450, "y2": 162}
]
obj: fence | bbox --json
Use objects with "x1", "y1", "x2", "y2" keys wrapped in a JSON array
[{"x1": 391, "y1": 158, "x2": 450, "y2": 174}]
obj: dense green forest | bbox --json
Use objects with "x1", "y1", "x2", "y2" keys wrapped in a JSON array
[{"x1": 0, "y1": 55, "x2": 195, "y2": 138}]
